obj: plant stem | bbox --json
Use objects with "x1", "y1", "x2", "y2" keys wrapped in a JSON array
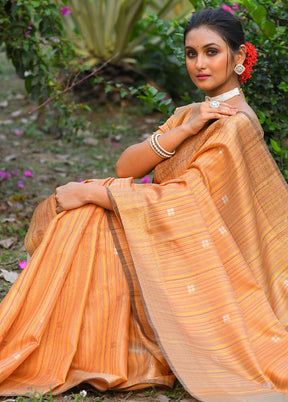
[{"x1": 30, "y1": 53, "x2": 119, "y2": 114}]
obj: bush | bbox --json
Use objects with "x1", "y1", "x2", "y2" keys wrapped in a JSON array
[
  {"x1": 132, "y1": 14, "x2": 200, "y2": 103},
  {"x1": 0, "y1": 0, "x2": 75, "y2": 100}
]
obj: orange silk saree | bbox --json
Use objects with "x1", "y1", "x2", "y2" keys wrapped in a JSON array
[{"x1": 1, "y1": 107, "x2": 288, "y2": 402}]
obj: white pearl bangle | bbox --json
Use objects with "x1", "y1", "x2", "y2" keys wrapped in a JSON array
[{"x1": 149, "y1": 133, "x2": 176, "y2": 159}]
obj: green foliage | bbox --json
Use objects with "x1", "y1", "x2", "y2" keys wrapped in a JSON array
[
  {"x1": 0, "y1": 0, "x2": 75, "y2": 100},
  {"x1": 56, "y1": 0, "x2": 146, "y2": 65},
  {"x1": 233, "y1": 0, "x2": 288, "y2": 146},
  {"x1": 0, "y1": 0, "x2": 92, "y2": 134},
  {"x1": 137, "y1": 84, "x2": 176, "y2": 116},
  {"x1": 132, "y1": 14, "x2": 200, "y2": 102},
  {"x1": 270, "y1": 139, "x2": 288, "y2": 181}
]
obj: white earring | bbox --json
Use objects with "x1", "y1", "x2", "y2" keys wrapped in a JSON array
[{"x1": 234, "y1": 64, "x2": 246, "y2": 75}]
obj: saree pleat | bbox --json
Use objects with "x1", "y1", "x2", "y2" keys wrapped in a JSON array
[
  {"x1": 0, "y1": 180, "x2": 174, "y2": 395},
  {"x1": 1, "y1": 109, "x2": 288, "y2": 401}
]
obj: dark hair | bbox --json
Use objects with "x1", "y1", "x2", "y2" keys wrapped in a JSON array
[{"x1": 184, "y1": 8, "x2": 245, "y2": 53}]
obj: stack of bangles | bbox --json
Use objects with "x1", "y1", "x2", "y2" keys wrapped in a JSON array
[{"x1": 149, "y1": 133, "x2": 176, "y2": 159}]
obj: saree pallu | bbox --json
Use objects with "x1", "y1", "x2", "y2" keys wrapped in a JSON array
[{"x1": 1, "y1": 108, "x2": 288, "y2": 402}]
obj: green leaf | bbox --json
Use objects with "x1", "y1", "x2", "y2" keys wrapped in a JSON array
[
  {"x1": 279, "y1": 81, "x2": 288, "y2": 92},
  {"x1": 120, "y1": 89, "x2": 128, "y2": 98},
  {"x1": 250, "y1": 5, "x2": 267, "y2": 25},
  {"x1": 270, "y1": 138, "x2": 282, "y2": 153},
  {"x1": 147, "y1": 85, "x2": 158, "y2": 96},
  {"x1": 263, "y1": 20, "x2": 276, "y2": 37},
  {"x1": 24, "y1": 76, "x2": 32, "y2": 93},
  {"x1": 104, "y1": 85, "x2": 112, "y2": 93}
]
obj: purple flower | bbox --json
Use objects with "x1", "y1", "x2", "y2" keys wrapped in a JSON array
[
  {"x1": 232, "y1": 3, "x2": 239, "y2": 10},
  {"x1": 12, "y1": 170, "x2": 20, "y2": 176},
  {"x1": 18, "y1": 181, "x2": 24, "y2": 188},
  {"x1": 24, "y1": 22, "x2": 32, "y2": 39},
  {"x1": 14, "y1": 129, "x2": 24, "y2": 137},
  {"x1": 61, "y1": 6, "x2": 71, "y2": 16},
  {"x1": 19, "y1": 260, "x2": 27, "y2": 269},
  {"x1": 0, "y1": 171, "x2": 11, "y2": 179},
  {"x1": 222, "y1": 4, "x2": 234, "y2": 14},
  {"x1": 141, "y1": 176, "x2": 151, "y2": 184},
  {"x1": 112, "y1": 142, "x2": 119, "y2": 147},
  {"x1": 24, "y1": 170, "x2": 34, "y2": 178}
]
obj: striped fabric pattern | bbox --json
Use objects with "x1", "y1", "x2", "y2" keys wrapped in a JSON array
[
  {"x1": 0, "y1": 108, "x2": 288, "y2": 401},
  {"x1": 0, "y1": 179, "x2": 174, "y2": 395},
  {"x1": 108, "y1": 111, "x2": 288, "y2": 401}
]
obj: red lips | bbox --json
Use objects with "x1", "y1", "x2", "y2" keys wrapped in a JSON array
[{"x1": 196, "y1": 74, "x2": 210, "y2": 80}]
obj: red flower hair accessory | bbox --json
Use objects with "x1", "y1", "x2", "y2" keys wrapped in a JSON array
[{"x1": 239, "y1": 42, "x2": 258, "y2": 83}]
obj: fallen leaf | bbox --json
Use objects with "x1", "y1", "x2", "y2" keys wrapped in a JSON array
[
  {"x1": 14, "y1": 93, "x2": 26, "y2": 100},
  {"x1": 11, "y1": 110, "x2": 22, "y2": 117},
  {"x1": 0, "y1": 269, "x2": 19, "y2": 283},
  {"x1": 145, "y1": 118, "x2": 158, "y2": 123},
  {"x1": 0, "y1": 100, "x2": 8, "y2": 108},
  {"x1": 53, "y1": 167, "x2": 67, "y2": 172},
  {"x1": 0, "y1": 217, "x2": 16, "y2": 223},
  {"x1": 0, "y1": 119, "x2": 13, "y2": 125},
  {"x1": 157, "y1": 395, "x2": 170, "y2": 402},
  {"x1": 56, "y1": 154, "x2": 71, "y2": 160},
  {"x1": 83, "y1": 137, "x2": 99, "y2": 146},
  {"x1": 77, "y1": 129, "x2": 93, "y2": 137},
  {"x1": 0, "y1": 238, "x2": 17, "y2": 249},
  {"x1": 4, "y1": 154, "x2": 17, "y2": 162}
]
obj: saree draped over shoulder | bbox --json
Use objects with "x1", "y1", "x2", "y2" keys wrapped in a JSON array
[{"x1": 1, "y1": 107, "x2": 288, "y2": 402}]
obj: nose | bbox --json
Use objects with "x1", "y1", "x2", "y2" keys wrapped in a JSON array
[{"x1": 195, "y1": 54, "x2": 206, "y2": 70}]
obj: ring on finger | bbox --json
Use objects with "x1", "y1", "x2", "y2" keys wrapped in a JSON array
[{"x1": 210, "y1": 100, "x2": 220, "y2": 109}]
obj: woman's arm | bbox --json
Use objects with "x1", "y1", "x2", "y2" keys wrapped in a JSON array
[
  {"x1": 115, "y1": 101, "x2": 238, "y2": 179},
  {"x1": 115, "y1": 123, "x2": 191, "y2": 179},
  {"x1": 55, "y1": 182, "x2": 112, "y2": 214},
  {"x1": 54, "y1": 102, "x2": 239, "y2": 213}
]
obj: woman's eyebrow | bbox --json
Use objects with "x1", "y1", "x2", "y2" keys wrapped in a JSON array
[
  {"x1": 185, "y1": 42, "x2": 221, "y2": 50},
  {"x1": 203, "y1": 42, "x2": 221, "y2": 48}
]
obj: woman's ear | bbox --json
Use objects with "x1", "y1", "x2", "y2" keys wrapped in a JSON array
[{"x1": 236, "y1": 44, "x2": 246, "y2": 65}]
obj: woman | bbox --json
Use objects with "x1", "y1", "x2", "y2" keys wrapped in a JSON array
[{"x1": 1, "y1": 7, "x2": 288, "y2": 402}]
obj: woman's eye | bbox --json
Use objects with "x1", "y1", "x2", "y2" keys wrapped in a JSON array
[
  {"x1": 207, "y1": 49, "x2": 218, "y2": 56},
  {"x1": 186, "y1": 51, "x2": 196, "y2": 58}
]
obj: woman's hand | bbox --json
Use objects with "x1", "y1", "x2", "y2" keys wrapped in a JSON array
[
  {"x1": 55, "y1": 181, "x2": 113, "y2": 213},
  {"x1": 184, "y1": 100, "x2": 238, "y2": 135},
  {"x1": 55, "y1": 182, "x2": 87, "y2": 214}
]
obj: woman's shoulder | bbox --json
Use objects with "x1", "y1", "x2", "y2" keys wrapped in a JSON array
[
  {"x1": 220, "y1": 107, "x2": 264, "y2": 141},
  {"x1": 174, "y1": 102, "x2": 199, "y2": 115},
  {"x1": 238, "y1": 102, "x2": 259, "y2": 123},
  {"x1": 222, "y1": 99, "x2": 263, "y2": 134}
]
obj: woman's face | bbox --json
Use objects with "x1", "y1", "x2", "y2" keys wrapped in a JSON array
[{"x1": 185, "y1": 26, "x2": 241, "y2": 96}]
